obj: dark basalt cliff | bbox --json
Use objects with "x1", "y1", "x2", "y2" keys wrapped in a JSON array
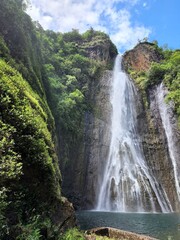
[
  {"x1": 61, "y1": 70, "x2": 113, "y2": 208},
  {"x1": 83, "y1": 70, "x2": 112, "y2": 207},
  {"x1": 82, "y1": 37, "x2": 117, "y2": 63}
]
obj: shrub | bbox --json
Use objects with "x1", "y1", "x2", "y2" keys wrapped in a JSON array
[{"x1": 61, "y1": 228, "x2": 85, "y2": 240}]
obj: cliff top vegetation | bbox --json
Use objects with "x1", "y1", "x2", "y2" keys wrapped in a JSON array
[{"x1": 124, "y1": 42, "x2": 180, "y2": 126}]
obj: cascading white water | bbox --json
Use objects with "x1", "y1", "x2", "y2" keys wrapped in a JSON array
[
  {"x1": 157, "y1": 83, "x2": 180, "y2": 201},
  {"x1": 96, "y1": 55, "x2": 172, "y2": 212}
]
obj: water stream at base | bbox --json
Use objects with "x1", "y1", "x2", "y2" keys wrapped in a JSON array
[{"x1": 96, "y1": 55, "x2": 172, "y2": 212}]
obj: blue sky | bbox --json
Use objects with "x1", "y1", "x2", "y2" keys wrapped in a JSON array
[
  {"x1": 26, "y1": 0, "x2": 180, "y2": 52},
  {"x1": 134, "y1": 0, "x2": 180, "y2": 50}
]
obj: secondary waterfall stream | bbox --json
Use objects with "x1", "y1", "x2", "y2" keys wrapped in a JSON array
[
  {"x1": 157, "y1": 83, "x2": 180, "y2": 201},
  {"x1": 96, "y1": 55, "x2": 172, "y2": 212}
]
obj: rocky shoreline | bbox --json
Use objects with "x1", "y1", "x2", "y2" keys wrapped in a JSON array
[{"x1": 85, "y1": 227, "x2": 158, "y2": 240}]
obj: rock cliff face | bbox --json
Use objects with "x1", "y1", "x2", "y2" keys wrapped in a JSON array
[
  {"x1": 59, "y1": 70, "x2": 112, "y2": 209},
  {"x1": 83, "y1": 70, "x2": 112, "y2": 208},
  {"x1": 51, "y1": 197, "x2": 76, "y2": 233},
  {"x1": 122, "y1": 42, "x2": 180, "y2": 211},
  {"x1": 82, "y1": 33, "x2": 117, "y2": 64},
  {"x1": 135, "y1": 84, "x2": 180, "y2": 211},
  {"x1": 123, "y1": 42, "x2": 163, "y2": 71},
  {"x1": 84, "y1": 41, "x2": 115, "y2": 63}
]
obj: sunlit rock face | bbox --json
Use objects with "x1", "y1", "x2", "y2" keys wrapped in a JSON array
[{"x1": 122, "y1": 42, "x2": 163, "y2": 72}]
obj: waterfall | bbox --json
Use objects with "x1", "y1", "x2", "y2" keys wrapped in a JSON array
[
  {"x1": 96, "y1": 55, "x2": 172, "y2": 212},
  {"x1": 157, "y1": 83, "x2": 180, "y2": 201}
]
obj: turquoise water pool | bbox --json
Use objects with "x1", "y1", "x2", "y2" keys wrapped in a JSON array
[{"x1": 76, "y1": 211, "x2": 180, "y2": 240}]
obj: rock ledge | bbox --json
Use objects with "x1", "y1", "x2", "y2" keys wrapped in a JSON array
[{"x1": 86, "y1": 227, "x2": 158, "y2": 240}]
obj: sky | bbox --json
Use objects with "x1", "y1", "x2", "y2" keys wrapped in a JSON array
[{"x1": 26, "y1": 0, "x2": 180, "y2": 52}]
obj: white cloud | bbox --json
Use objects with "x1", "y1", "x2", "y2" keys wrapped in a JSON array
[
  {"x1": 109, "y1": 9, "x2": 151, "y2": 51},
  {"x1": 26, "y1": 0, "x2": 151, "y2": 51}
]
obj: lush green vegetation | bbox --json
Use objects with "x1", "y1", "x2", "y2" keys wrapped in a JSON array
[
  {"x1": 0, "y1": 0, "x2": 117, "y2": 239},
  {"x1": 39, "y1": 30, "x2": 96, "y2": 133},
  {"x1": 36, "y1": 26, "x2": 117, "y2": 186},
  {"x1": 61, "y1": 228, "x2": 85, "y2": 240},
  {"x1": 0, "y1": 0, "x2": 60, "y2": 239},
  {"x1": 0, "y1": 0, "x2": 45, "y2": 94},
  {"x1": 60, "y1": 228, "x2": 123, "y2": 240},
  {"x1": 38, "y1": 28, "x2": 116, "y2": 134},
  {"x1": 0, "y1": 59, "x2": 61, "y2": 239},
  {"x1": 128, "y1": 45, "x2": 180, "y2": 125}
]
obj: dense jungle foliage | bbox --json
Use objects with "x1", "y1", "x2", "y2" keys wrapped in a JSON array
[
  {"x1": 39, "y1": 27, "x2": 116, "y2": 134},
  {"x1": 0, "y1": 0, "x2": 117, "y2": 239},
  {"x1": 0, "y1": 1, "x2": 61, "y2": 239}
]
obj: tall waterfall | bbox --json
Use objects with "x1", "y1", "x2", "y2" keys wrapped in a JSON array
[
  {"x1": 157, "y1": 83, "x2": 180, "y2": 201},
  {"x1": 96, "y1": 55, "x2": 172, "y2": 212}
]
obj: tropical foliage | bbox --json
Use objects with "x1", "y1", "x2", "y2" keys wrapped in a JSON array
[
  {"x1": 128, "y1": 45, "x2": 180, "y2": 124},
  {"x1": 38, "y1": 27, "x2": 115, "y2": 134},
  {"x1": 0, "y1": 59, "x2": 61, "y2": 239},
  {"x1": 0, "y1": 0, "x2": 117, "y2": 239}
]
